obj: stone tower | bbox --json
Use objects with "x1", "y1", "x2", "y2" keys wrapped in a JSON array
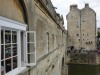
[{"x1": 67, "y1": 4, "x2": 96, "y2": 50}]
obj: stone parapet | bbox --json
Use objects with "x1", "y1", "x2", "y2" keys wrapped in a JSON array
[
  {"x1": 38, "y1": 0, "x2": 66, "y2": 32},
  {"x1": 67, "y1": 49, "x2": 100, "y2": 65}
]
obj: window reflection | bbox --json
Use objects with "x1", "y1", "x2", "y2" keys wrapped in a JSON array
[
  {"x1": 1, "y1": 45, "x2": 4, "y2": 60},
  {"x1": 12, "y1": 31, "x2": 17, "y2": 43},
  {"x1": 1, "y1": 30, "x2": 18, "y2": 73},
  {"x1": 13, "y1": 57, "x2": 17, "y2": 69},
  {"x1": 5, "y1": 30, "x2": 11, "y2": 43},
  {"x1": 12, "y1": 44, "x2": 17, "y2": 56},
  {"x1": 1, "y1": 61, "x2": 4, "y2": 75},
  {"x1": 5, "y1": 59, "x2": 11, "y2": 73},
  {"x1": 27, "y1": 43, "x2": 35, "y2": 53},
  {"x1": 5, "y1": 45, "x2": 11, "y2": 58},
  {"x1": 1, "y1": 30, "x2": 4, "y2": 44},
  {"x1": 27, "y1": 33, "x2": 34, "y2": 42},
  {"x1": 28, "y1": 54, "x2": 35, "y2": 63}
]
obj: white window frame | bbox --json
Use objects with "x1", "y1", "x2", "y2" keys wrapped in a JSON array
[
  {"x1": 26, "y1": 31, "x2": 36, "y2": 66},
  {"x1": 0, "y1": 16, "x2": 28, "y2": 75},
  {"x1": 1, "y1": 29, "x2": 18, "y2": 73}
]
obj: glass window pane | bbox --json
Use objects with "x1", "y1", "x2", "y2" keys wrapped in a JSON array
[
  {"x1": 12, "y1": 31, "x2": 17, "y2": 43},
  {"x1": 5, "y1": 30, "x2": 11, "y2": 43},
  {"x1": 5, "y1": 45, "x2": 11, "y2": 58},
  {"x1": 28, "y1": 54, "x2": 35, "y2": 63},
  {"x1": 1, "y1": 45, "x2": 4, "y2": 60},
  {"x1": 27, "y1": 43, "x2": 35, "y2": 53},
  {"x1": 12, "y1": 44, "x2": 17, "y2": 56},
  {"x1": 1, "y1": 30, "x2": 4, "y2": 44},
  {"x1": 27, "y1": 33, "x2": 34, "y2": 42},
  {"x1": 1, "y1": 29, "x2": 18, "y2": 74},
  {"x1": 5, "y1": 59, "x2": 11, "y2": 73},
  {"x1": 1, "y1": 61, "x2": 5, "y2": 75},
  {"x1": 13, "y1": 57, "x2": 17, "y2": 69}
]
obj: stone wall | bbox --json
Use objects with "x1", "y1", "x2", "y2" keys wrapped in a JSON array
[
  {"x1": 67, "y1": 4, "x2": 96, "y2": 50},
  {"x1": 25, "y1": 0, "x2": 67, "y2": 75},
  {"x1": 68, "y1": 53, "x2": 97, "y2": 64}
]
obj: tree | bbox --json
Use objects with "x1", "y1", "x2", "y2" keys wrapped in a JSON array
[
  {"x1": 97, "y1": 32, "x2": 100, "y2": 38},
  {"x1": 97, "y1": 32, "x2": 100, "y2": 45}
]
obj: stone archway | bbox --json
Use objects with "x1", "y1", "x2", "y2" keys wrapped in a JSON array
[
  {"x1": 0, "y1": 0, "x2": 28, "y2": 24},
  {"x1": 19, "y1": 0, "x2": 28, "y2": 24}
]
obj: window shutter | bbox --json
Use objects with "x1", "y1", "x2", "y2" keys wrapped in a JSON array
[{"x1": 26, "y1": 31, "x2": 36, "y2": 66}]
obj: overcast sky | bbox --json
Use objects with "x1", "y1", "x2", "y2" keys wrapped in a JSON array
[{"x1": 51, "y1": 0, "x2": 100, "y2": 30}]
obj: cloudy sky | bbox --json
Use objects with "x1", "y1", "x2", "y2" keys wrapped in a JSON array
[{"x1": 51, "y1": 0, "x2": 100, "y2": 29}]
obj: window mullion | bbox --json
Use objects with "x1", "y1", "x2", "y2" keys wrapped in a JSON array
[
  {"x1": 26, "y1": 31, "x2": 36, "y2": 66},
  {"x1": 25, "y1": 32, "x2": 28, "y2": 64},
  {"x1": 17, "y1": 31, "x2": 21, "y2": 68},
  {"x1": 11, "y1": 31, "x2": 13, "y2": 70},
  {"x1": 23, "y1": 32, "x2": 26, "y2": 66},
  {"x1": 4, "y1": 29, "x2": 6, "y2": 74},
  {"x1": 0, "y1": 26, "x2": 1, "y2": 75}
]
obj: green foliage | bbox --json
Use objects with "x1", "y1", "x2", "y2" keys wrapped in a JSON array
[
  {"x1": 97, "y1": 32, "x2": 100, "y2": 45},
  {"x1": 97, "y1": 32, "x2": 100, "y2": 38}
]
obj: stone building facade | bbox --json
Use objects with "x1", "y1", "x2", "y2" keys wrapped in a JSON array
[
  {"x1": 0, "y1": 0, "x2": 67, "y2": 75},
  {"x1": 67, "y1": 4, "x2": 96, "y2": 50}
]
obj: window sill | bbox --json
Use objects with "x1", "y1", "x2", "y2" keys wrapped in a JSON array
[
  {"x1": 5, "y1": 64, "x2": 36, "y2": 75},
  {"x1": 5, "y1": 67, "x2": 29, "y2": 75},
  {"x1": 26, "y1": 63, "x2": 36, "y2": 67}
]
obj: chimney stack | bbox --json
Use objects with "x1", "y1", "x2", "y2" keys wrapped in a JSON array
[
  {"x1": 85, "y1": 3, "x2": 89, "y2": 8},
  {"x1": 70, "y1": 5, "x2": 77, "y2": 11}
]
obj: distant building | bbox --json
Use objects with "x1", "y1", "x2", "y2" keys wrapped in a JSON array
[
  {"x1": 97, "y1": 28, "x2": 100, "y2": 32},
  {"x1": 67, "y1": 4, "x2": 96, "y2": 50}
]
